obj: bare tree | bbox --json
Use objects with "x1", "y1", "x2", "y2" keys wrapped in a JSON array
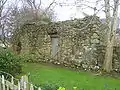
[
  {"x1": 103, "y1": 0, "x2": 120, "y2": 72},
  {"x1": 67, "y1": 0, "x2": 120, "y2": 72},
  {"x1": 20, "y1": 0, "x2": 56, "y2": 21},
  {"x1": 0, "y1": 0, "x2": 10, "y2": 47}
]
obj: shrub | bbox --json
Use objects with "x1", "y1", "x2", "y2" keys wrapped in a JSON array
[
  {"x1": 57, "y1": 87, "x2": 66, "y2": 90},
  {"x1": 35, "y1": 83, "x2": 59, "y2": 90},
  {"x1": 0, "y1": 47, "x2": 22, "y2": 76}
]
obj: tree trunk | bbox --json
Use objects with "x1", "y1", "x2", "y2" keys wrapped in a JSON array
[
  {"x1": 103, "y1": 39, "x2": 114, "y2": 72},
  {"x1": 103, "y1": 0, "x2": 119, "y2": 72}
]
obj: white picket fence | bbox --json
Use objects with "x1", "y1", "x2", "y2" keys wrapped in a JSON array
[{"x1": 0, "y1": 71, "x2": 41, "y2": 90}]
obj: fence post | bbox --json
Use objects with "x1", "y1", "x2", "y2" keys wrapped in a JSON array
[
  {"x1": 6, "y1": 85, "x2": 9, "y2": 90},
  {"x1": 24, "y1": 75, "x2": 29, "y2": 90},
  {"x1": 11, "y1": 76, "x2": 14, "y2": 89},
  {"x1": 18, "y1": 81, "x2": 20, "y2": 90},
  {"x1": 24, "y1": 81, "x2": 27, "y2": 90},
  {"x1": 2, "y1": 75, "x2": 5, "y2": 90},
  {"x1": 38, "y1": 87, "x2": 41, "y2": 90},
  {"x1": 21, "y1": 76, "x2": 24, "y2": 88},
  {"x1": 30, "y1": 84, "x2": 34, "y2": 90},
  {"x1": 0, "y1": 76, "x2": 1, "y2": 90}
]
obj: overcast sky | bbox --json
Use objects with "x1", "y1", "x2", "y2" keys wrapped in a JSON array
[
  {"x1": 40, "y1": 0, "x2": 105, "y2": 21},
  {"x1": 41, "y1": 0, "x2": 120, "y2": 21},
  {"x1": 7, "y1": 0, "x2": 120, "y2": 21}
]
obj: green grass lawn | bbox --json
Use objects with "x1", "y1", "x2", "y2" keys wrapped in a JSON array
[{"x1": 22, "y1": 63, "x2": 120, "y2": 90}]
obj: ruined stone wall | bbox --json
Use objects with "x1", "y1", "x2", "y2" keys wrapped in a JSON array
[
  {"x1": 18, "y1": 16, "x2": 120, "y2": 72},
  {"x1": 48, "y1": 16, "x2": 104, "y2": 69}
]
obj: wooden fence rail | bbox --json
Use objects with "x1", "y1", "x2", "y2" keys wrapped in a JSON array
[{"x1": 0, "y1": 71, "x2": 41, "y2": 90}]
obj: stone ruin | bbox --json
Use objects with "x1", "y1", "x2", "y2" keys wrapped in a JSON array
[{"x1": 13, "y1": 16, "x2": 120, "y2": 72}]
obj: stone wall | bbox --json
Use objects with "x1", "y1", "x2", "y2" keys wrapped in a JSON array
[{"x1": 18, "y1": 16, "x2": 120, "y2": 72}]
